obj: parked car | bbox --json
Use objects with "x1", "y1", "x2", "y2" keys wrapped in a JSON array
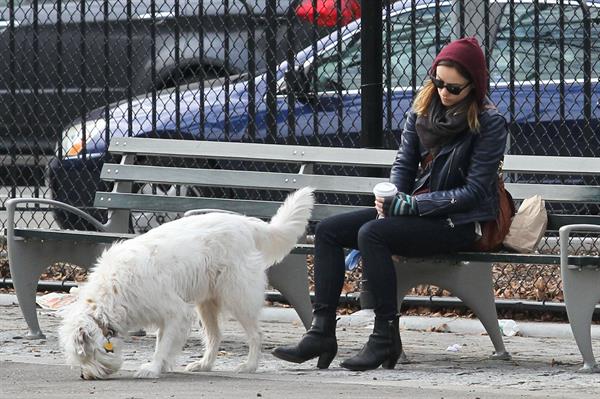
[
  {"x1": 49, "y1": 0, "x2": 600, "y2": 230},
  {"x1": 0, "y1": 0, "x2": 342, "y2": 178}
]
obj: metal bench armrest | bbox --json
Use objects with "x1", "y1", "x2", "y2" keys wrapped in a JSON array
[
  {"x1": 5, "y1": 198, "x2": 108, "y2": 241},
  {"x1": 559, "y1": 224, "x2": 600, "y2": 270}
]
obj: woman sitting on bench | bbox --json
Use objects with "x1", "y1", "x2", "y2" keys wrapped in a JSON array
[{"x1": 272, "y1": 37, "x2": 509, "y2": 371}]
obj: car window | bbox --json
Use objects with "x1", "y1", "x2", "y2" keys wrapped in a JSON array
[
  {"x1": 491, "y1": 2, "x2": 600, "y2": 82},
  {"x1": 310, "y1": 33, "x2": 362, "y2": 92},
  {"x1": 386, "y1": 5, "x2": 452, "y2": 88},
  {"x1": 311, "y1": 4, "x2": 452, "y2": 93}
]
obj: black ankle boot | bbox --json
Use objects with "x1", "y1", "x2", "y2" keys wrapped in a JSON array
[
  {"x1": 272, "y1": 313, "x2": 338, "y2": 369},
  {"x1": 340, "y1": 316, "x2": 402, "y2": 371}
]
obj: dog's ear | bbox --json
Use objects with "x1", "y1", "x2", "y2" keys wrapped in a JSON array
[{"x1": 76, "y1": 327, "x2": 91, "y2": 357}]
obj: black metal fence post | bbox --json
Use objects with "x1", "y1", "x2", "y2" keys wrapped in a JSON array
[
  {"x1": 359, "y1": 0, "x2": 383, "y2": 310},
  {"x1": 359, "y1": 0, "x2": 383, "y2": 150},
  {"x1": 265, "y1": 0, "x2": 278, "y2": 143}
]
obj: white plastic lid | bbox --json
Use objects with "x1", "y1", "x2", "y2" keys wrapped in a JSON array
[{"x1": 372, "y1": 182, "x2": 398, "y2": 198}]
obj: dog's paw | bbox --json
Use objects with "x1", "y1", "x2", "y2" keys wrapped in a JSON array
[
  {"x1": 134, "y1": 363, "x2": 161, "y2": 379},
  {"x1": 234, "y1": 362, "x2": 258, "y2": 373},
  {"x1": 185, "y1": 360, "x2": 213, "y2": 372}
]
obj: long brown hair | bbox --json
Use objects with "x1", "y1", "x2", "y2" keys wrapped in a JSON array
[{"x1": 412, "y1": 60, "x2": 482, "y2": 132}]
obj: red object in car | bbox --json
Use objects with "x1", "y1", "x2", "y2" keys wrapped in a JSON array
[{"x1": 296, "y1": 0, "x2": 361, "y2": 27}]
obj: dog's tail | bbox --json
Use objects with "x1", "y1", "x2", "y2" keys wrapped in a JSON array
[{"x1": 253, "y1": 186, "x2": 315, "y2": 266}]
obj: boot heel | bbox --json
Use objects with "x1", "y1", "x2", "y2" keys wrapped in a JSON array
[
  {"x1": 317, "y1": 351, "x2": 336, "y2": 369},
  {"x1": 381, "y1": 353, "x2": 400, "y2": 370},
  {"x1": 272, "y1": 312, "x2": 338, "y2": 368}
]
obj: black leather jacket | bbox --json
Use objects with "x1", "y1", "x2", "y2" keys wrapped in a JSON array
[{"x1": 390, "y1": 103, "x2": 508, "y2": 226}]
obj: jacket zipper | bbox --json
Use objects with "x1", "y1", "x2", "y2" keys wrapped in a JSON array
[
  {"x1": 443, "y1": 148, "x2": 456, "y2": 188},
  {"x1": 418, "y1": 196, "x2": 457, "y2": 215}
]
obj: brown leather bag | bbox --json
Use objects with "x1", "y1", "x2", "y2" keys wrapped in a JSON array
[{"x1": 471, "y1": 177, "x2": 516, "y2": 252}]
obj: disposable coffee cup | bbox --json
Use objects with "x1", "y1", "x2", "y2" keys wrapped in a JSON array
[
  {"x1": 373, "y1": 182, "x2": 398, "y2": 219},
  {"x1": 373, "y1": 182, "x2": 398, "y2": 199}
]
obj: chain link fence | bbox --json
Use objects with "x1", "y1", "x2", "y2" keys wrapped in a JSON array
[{"x1": 1, "y1": 0, "x2": 598, "y2": 307}]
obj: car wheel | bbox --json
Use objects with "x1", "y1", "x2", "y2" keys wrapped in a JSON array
[{"x1": 131, "y1": 183, "x2": 190, "y2": 233}]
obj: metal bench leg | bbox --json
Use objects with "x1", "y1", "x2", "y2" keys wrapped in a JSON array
[
  {"x1": 394, "y1": 259, "x2": 509, "y2": 360},
  {"x1": 7, "y1": 238, "x2": 106, "y2": 339},
  {"x1": 450, "y1": 262, "x2": 510, "y2": 360},
  {"x1": 560, "y1": 264, "x2": 600, "y2": 372},
  {"x1": 8, "y1": 240, "x2": 49, "y2": 339},
  {"x1": 560, "y1": 224, "x2": 600, "y2": 373},
  {"x1": 267, "y1": 254, "x2": 312, "y2": 330}
]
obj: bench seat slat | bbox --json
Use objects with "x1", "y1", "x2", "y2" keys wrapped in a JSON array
[
  {"x1": 13, "y1": 229, "x2": 597, "y2": 267},
  {"x1": 448, "y1": 252, "x2": 598, "y2": 266}
]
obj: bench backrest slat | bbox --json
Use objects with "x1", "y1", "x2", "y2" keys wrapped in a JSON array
[
  {"x1": 94, "y1": 193, "x2": 364, "y2": 220},
  {"x1": 100, "y1": 164, "x2": 385, "y2": 194},
  {"x1": 98, "y1": 163, "x2": 600, "y2": 203},
  {"x1": 93, "y1": 192, "x2": 600, "y2": 230},
  {"x1": 107, "y1": 138, "x2": 600, "y2": 175},
  {"x1": 504, "y1": 183, "x2": 600, "y2": 203},
  {"x1": 503, "y1": 155, "x2": 600, "y2": 175},
  {"x1": 108, "y1": 137, "x2": 396, "y2": 167}
]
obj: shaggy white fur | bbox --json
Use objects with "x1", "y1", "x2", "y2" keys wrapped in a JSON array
[{"x1": 59, "y1": 187, "x2": 314, "y2": 379}]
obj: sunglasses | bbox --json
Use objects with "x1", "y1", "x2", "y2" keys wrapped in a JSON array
[{"x1": 430, "y1": 76, "x2": 470, "y2": 95}]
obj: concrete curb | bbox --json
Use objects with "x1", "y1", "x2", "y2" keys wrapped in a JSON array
[
  {"x1": 255, "y1": 305, "x2": 600, "y2": 340},
  {"x1": 4, "y1": 293, "x2": 598, "y2": 340},
  {"x1": 336, "y1": 309, "x2": 600, "y2": 339}
]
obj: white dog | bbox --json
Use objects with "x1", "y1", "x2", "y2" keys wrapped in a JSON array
[{"x1": 59, "y1": 187, "x2": 314, "y2": 379}]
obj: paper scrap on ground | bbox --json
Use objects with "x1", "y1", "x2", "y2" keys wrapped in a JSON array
[
  {"x1": 35, "y1": 292, "x2": 77, "y2": 310},
  {"x1": 446, "y1": 343, "x2": 461, "y2": 352},
  {"x1": 499, "y1": 319, "x2": 521, "y2": 337}
]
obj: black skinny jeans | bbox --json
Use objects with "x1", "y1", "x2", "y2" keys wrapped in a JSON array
[{"x1": 313, "y1": 208, "x2": 477, "y2": 320}]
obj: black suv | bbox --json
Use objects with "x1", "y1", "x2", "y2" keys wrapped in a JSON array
[{"x1": 0, "y1": 0, "x2": 334, "y2": 183}]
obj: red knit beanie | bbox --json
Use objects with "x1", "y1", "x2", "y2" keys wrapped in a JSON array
[{"x1": 430, "y1": 37, "x2": 488, "y2": 104}]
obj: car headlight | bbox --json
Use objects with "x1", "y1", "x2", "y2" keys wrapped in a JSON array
[{"x1": 60, "y1": 119, "x2": 107, "y2": 158}]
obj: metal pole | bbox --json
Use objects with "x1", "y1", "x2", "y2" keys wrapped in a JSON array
[
  {"x1": 359, "y1": 0, "x2": 383, "y2": 310},
  {"x1": 359, "y1": 0, "x2": 383, "y2": 150},
  {"x1": 265, "y1": 0, "x2": 278, "y2": 143}
]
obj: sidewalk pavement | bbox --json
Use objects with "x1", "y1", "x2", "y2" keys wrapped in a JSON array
[{"x1": 1, "y1": 293, "x2": 599, "y2": 399}]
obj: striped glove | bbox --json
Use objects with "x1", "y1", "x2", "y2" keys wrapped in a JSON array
[{"x1": 382, "y1": 192, "x2": 418, "y2": 216}]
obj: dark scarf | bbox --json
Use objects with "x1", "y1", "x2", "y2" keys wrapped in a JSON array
[{"x1": 415, "y1": 95, "x2": 470, "y2": 155}]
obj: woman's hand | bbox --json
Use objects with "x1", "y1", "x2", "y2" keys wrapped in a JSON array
[{"x1": 374, "y1": 196, "x2": 385, "y2": 217}]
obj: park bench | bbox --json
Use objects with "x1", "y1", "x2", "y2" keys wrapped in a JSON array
[{"x1": 6, "y1": 137, "x2": 600, "y2": 371}]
